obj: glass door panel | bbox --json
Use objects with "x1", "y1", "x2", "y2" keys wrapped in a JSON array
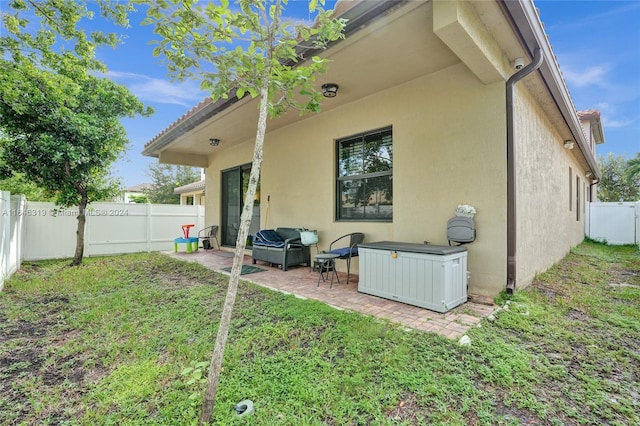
[
  {"x1": 221, "y1": 165, "x2": 260, "y2": 247},
  {"x1": 221, "y1": 168, "x2": 241, "y2": 246}
]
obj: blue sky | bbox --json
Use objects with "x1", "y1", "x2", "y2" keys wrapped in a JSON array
[
  {"x1": 101, "y1": 1, "x2": 320, "y2": 187},
  {"x1": 536, "y1": 1, "x2": 640, "y2": 157},
  {"x1": 97, "y1": 1, "x2": 640, "y2": 188}
]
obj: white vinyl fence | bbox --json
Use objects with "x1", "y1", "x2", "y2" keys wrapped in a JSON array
[
  {"x1": 0, "y1": 192, "x2": 26, "y2": 290},
  {"x1": 586, "y1": 201, "x2": 640, "y2": 246},
  {"x1": 23, "y1": 201, "x2": 205, "y2": 260},
  {"x1": 0, "y1": 192, "x2": 206, "y2": 289}
]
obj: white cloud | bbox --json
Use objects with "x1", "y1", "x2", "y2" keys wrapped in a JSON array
[
  {"x1": 562, "y1": 65, "x2": 610, "y2": 89},
  {"x1": 575, "y1": 99, "x2": 638, "y2": 130},
  {"x1": 602, "y1": 116, "x2": 637, "y2": 129},
  {"x1": 104, "y1": 71, "x2": 206, "y2": 107}
]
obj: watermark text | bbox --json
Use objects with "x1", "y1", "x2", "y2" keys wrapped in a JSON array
[{"x1": 2, "y1": 208, "x2": 130, "y2": 217}]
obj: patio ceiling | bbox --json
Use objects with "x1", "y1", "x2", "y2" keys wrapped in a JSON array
[{"x1": 143, "y1": 1, "x2": 463, "y2": 166}]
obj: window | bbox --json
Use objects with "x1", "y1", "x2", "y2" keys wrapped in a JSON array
[
  {"x1": 336, "y1": 127, "x2": 393, "y2": 221},
  {"x1": 569, "y1": 167, "x2": 573, "y2": 211}
]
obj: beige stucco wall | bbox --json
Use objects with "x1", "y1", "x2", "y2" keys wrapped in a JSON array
[
  {"x1": 157, "y1": 0, "x2": 597, "y2": 299},
  {"x1": 205, "y1": 62, "x2": 508, "y2": 296},
  {"x1": 514, "y1": 84, "x2": 588, "y2": 288}
]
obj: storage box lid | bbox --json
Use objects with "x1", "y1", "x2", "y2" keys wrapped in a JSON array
[{"x1": 358, "y1": 241, "x2": 467, "y2": 255}]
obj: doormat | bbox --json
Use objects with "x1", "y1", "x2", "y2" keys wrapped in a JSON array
[
  {"x1": 221, "y1": 265, "x2": 266, "y2": 275},
  {"x1": 213, "y1": 251, "x2": 235, "y2": 258}
]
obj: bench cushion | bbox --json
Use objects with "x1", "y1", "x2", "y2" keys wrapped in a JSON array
[{"x1": 254, "y1": 229, "x2": 285, "y2": 248}]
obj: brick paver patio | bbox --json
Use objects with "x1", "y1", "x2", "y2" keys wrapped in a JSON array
[{"x1": 169, "y1": 249, "x2": 496, "y2": 339}]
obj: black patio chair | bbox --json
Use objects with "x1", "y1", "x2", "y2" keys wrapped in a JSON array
[
  {"x1": 198, "y1": 225, "x2": 219, "y2": 250},
  {"x1": 328, "y1": 232, "x2": 365, "y2": 284}
]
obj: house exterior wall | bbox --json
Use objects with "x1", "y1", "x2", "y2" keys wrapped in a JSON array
[
  {"x1": 147, "y1": 0, "x2": 602, "y2": 299},
  {"x1": 205, "y1": 62, "x2": 508, "y2": 296},
  {"x1": 514, "y1": 84, "x2": 588, "y2": 288},
  {"x1": 179, "y1": 192, "x2": 205, "y2": 206}
]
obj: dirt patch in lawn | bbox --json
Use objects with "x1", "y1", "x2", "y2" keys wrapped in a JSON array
[
  {"x1": 385, "y1": 392, "x2": 429, "y2": 423},
  {"x1": 0, "y1": 296, "x2": 107, "y2": 425}
]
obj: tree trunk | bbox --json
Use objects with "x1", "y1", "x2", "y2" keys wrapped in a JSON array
[
  {"x1": 71, "y1": 190, "x2": 88, "y2": 266},
  {"x1": 199, "y1": 82, "x2": 269, "y2": 425}
]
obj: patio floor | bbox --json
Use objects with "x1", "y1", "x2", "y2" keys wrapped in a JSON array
[{"x1": 168, "y1": 249, "x2": 497, "y2": 340}]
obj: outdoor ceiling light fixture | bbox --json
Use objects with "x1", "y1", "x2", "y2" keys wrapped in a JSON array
[
  {"x1": 209, "y1": 138, "x2": 220, "y2": 146},
  {"x1": 563, "y1": 140, "x2": 574, "y2": 149},
  {"x1": 321, "y1": 83, "x2": 339, "y2": 98}
]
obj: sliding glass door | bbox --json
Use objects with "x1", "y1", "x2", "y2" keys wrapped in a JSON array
[{"x1": 221, "y1": 164, "x2": 260, "y2": 247}]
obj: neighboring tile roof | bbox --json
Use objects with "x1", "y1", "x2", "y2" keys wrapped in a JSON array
[
  {"x1": 174, "y1": 179, "x2": 206, "y2": 194},
  {"x1": 124, "y1": 183, "x2": 153, "y2": 192},
  {"x1": 577, "y1": 109, "x2": 605, "y2": 145},
  {"x1": 577, "y1": 109, "x2": 600, "y2": 121}
]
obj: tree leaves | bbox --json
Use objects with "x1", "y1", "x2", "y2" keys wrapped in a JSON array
[
  {"x1": 0, "y1": 65, "x2": 151, "y2": 207},
  {"x1": 141, "y1": 0, "x2": 346, "y2": 118},
  {"x1": 145, "y1": 164, "x2": 201, "y2": 204},
  {"x1": 626, "y1": 153, "x2": 640, "y2": 184},
  {"x1": 0, "y1": 0, "x2": 134, "y2": 75},
  {"x1": 597, "y1": 153, "x2": 640, "y2": 202},
  {"x1": 0, "y1": 0, "x2": 151, "y2": 265}
]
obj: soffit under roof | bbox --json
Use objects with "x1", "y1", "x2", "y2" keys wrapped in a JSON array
[{"x1": 144, "y1": 1, "x2": 461, "y2": 158}]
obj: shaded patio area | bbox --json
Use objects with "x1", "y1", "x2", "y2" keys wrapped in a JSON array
[{"x1": 169, "y1": 249, "x2": 496, "y2": 339}]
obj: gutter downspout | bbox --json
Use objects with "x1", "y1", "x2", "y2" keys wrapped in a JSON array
[
  {"x1": 505, "y1": 47, "x2": 543, "y2": 296},
  {"x1": 589, "y1": 178, "x2": 600, "y2": 200}
]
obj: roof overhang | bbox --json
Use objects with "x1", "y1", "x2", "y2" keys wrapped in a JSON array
[
  {"x1": 499, "y1": 0, "x2": 602, "y2": 178},
  {"x1": 142, "y1": 0, "x2": 603, "y2": 180},
  {"x1": 142, "y1": 0, "x2": 409, "y2": 161},
  {"x1": 578, "y1": 110, "x2": 605, "y2": 145}
]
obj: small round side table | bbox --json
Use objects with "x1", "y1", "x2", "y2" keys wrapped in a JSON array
[{"x1": 314, "y1": 253, "x2": 340, "y2": 288}]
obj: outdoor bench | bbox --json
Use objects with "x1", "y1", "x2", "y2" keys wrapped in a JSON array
[{"x1": 251, "y1": 228, "x2": 310, "y2": 271}]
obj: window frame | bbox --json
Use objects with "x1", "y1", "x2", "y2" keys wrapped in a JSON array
[
  {"x1": 569, "y1": 167, "x2": 573, "y2": 211},
  {"x1": 335, "y1": 126, "x2": 393, "y2": 222},
  {"x1": 576, "y1": 176, "x2": 581, "y2": 221}
]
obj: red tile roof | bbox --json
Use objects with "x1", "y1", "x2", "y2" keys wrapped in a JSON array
[
  {"x1": 144, "y1": 98, "x2": 213, "y2": 150},
  {"x1": 577, "y1": 109, "x2": 601, "y2": 121}
]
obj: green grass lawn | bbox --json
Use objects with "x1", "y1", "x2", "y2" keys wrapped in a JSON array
[{"x1": 1, "y1": 241, "x2": 638, "y2": 425}]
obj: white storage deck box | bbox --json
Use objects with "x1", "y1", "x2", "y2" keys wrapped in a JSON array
[{"x1": 358, "y1": 241, "x2": 468, "y2": 313}]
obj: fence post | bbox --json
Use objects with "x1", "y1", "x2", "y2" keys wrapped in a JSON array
[
  {"x1": 0, "y1": 191, "x2": 9, "y2": 291},
  {"x1": 585, "y1": 202, "x2": 591, "y2": 238},
  {"x1": 146, "y1": 202, "x2": 152, "y2": 253},
  {"x1": 636, "y1": 201, "x2": 640, "y2": 246},
  {"x1": 13, "y1": 194, "x2": 26, "y2": 273},
  {"x1": 85, "y1": 204, "x2": 91, "y2": 256}
]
